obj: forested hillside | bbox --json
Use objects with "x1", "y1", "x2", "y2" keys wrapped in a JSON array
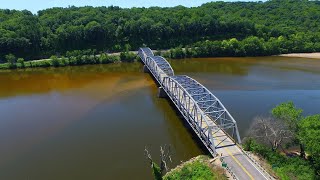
[{"x1": 1, "y1": 0, "x2": 320, "y2": 62}]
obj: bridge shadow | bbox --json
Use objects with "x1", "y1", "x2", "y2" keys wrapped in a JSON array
[
  {"x1": 140, "y1": 63, "x2": 161, "y2": 87},
  {"x1": 215, "y1": 143, "x2": 236, "y2": 149},
  {"x1": 160, "y1": 95, "x2": 214, "y2": 157}
]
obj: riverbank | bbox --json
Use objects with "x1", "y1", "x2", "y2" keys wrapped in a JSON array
[
  {"x1": 0, "y1": 51, "x2": 138, "y2": 70},
  {"x1": 163, "y1": 155, "x2": 228, "y2": 180},
  {"x1": 279, "y1": 52, "x2": 320, "y2": 59},
  {"x1": 2, "y1": 48, "x2": 320, "y2": 71}
]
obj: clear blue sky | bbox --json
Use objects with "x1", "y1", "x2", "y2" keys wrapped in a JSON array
[{"x1": 0, "y1": 0, "x2": 261, "y2": 14}]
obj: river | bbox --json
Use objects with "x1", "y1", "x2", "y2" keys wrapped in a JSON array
[{"x1": 0, "y1": 57, "x2": 319, "y2": 179}]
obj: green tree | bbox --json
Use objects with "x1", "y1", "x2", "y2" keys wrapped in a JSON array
[
  {"x1": 299, "y1": 115, "x2": 320, "y2": 176},
  {"x1": 5, "y1": 54, "x2": 16, "y2": 68},
  {"x1": 2, "y1": 1, "x2": 320, "y2": 61},
  {"x1": 17, "y1": 58, "x2": 25, "y2": 67},
  {"x1": 272, "y1": 101, "x2": 305, "y2": 157},
  {"x1": 51, "y1": 55, "x2": 59, "y2": 67}
]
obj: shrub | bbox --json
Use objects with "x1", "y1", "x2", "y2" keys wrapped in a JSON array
[
  {"x1": 60, "y1": 57, "x2": 68, "y2": 66},
  {"x1": 17, "y1": 58, "x2": 25, "y2": 68},
  {"x1": 170, "y1": 47, "x2": 186, "y2": 59},
  {"x1": 243, "y1": 138, "x2": 316, "y2": 179},
  {"x1": 163, "y1": 157, "x2": 226, "y2": 180},
  {"x1": 51, "y1": 56, "x2": 59, "y2": 67},
  {"x1": 120, "y1": 52, "x2": 137, "y2": 62},
  {"x1": 5, "y1": 54, "x2": 16, "y2": 68},
  {"x1": 69, "y1": 57, "x2": 77, "y2": 65}
]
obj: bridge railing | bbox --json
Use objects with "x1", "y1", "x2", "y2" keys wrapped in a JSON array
[
  {"x1": 148, "y1": 56, "x2": 174, "y2": 77},
  {"x1": 138, "y1": 47, "x2": 154, "y2": 63},
  {"x1": 138, "y1": 48, "x2": 174, "y2": 86},
  {"x1": 145, "y1": 56, "x2": 169, "y2": 86},
  {"x1": 169, "y1": 75, "x2": 241, "y2": 144},
  {"x1": 162, "y1": 76, "x2": 218, "y2": 155}
]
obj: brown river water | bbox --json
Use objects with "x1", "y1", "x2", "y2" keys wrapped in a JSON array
[{"x1": 0, "y1": 57, "x2": 319, "y2": 179}]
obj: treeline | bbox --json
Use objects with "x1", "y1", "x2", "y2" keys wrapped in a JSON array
[
  {"x1": 244, "y1": 102, "x2": 320, "y2": 179},
  {"x1": 1, "y1": 0, "x2": 320, "y2": 62},
  {"x1": 0, "y1": 49, "x2": 137, "y2": 69},
  {"x1": 162, "y1": 33, "x2": 320, "y2": 58}
]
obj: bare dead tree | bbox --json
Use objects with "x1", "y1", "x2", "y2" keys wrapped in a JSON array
[
  {"x1": 144, "y1": 145, "x2": 173, "y2": 178},
  {"x1": 144, "y1": 146, "x2": 154, "y2": 167},
  {"x1": 160, "y1": 144, "x2": 172, "y2": 173},
  {"x1": 248, "y1": 116, "x2": 294, "y2": 151}
]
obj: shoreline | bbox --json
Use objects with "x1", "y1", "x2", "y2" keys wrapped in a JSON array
[
  {"x1": 278, "y1": 52, "x2": 320, "y2": 59},
  {"x1": 2, "y1": 50, "x2": 320, "y2": 71}
]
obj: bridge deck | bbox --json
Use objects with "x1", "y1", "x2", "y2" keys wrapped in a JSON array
[{"x1": 138, "y1": 48, "x2": 272, "y2": 180}]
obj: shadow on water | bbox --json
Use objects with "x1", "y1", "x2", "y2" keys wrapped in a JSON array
[{"x1": 160, "y1": 96, "x2": 212, "y2": 156}]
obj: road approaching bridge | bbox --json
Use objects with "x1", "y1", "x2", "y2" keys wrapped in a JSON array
[{"x1": 138, "y1": 48, "x2": 273, "y2": 180}]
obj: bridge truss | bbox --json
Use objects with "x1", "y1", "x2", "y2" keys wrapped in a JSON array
[{"x1": 138, "y1": 47, "x2": 241, "y2": 156}]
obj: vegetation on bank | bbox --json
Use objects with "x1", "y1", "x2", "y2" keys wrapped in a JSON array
[
  {"x1": 0, "y1": 50, "x2": 138, "y2": 69},
  {"x1": 1, "y1": 0, "x2": 320, "y2": 62},
  {"x1": 244, "y1": 102, "x2": 320, "y2": 179},
  {"x1": 160, "y1": 34, "x2": 320, "y2": 59},
  {"x1": 163, "y1": 156, "x2": 227, "y2": 180}
]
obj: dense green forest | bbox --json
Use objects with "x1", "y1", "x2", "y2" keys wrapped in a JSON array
[{"x1": 1, "y1": 0, "x2": 320, "y2": 62}]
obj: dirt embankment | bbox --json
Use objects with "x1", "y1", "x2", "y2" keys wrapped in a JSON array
[{"x1": 279, "y1": 53, "x2": 320, "y2": 59}]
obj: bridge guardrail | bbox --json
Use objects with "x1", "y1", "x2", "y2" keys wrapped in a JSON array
[
  {"x1": 239, "y1": 148, "x2": 275, "y2": 180},
  {"x1": 220, "y1": 157, "x2": 239, "y2": 180}
]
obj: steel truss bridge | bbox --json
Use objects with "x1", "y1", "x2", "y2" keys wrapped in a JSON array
[{"x1": 138, "y1": 47, "x2": 273, "y2": 180}]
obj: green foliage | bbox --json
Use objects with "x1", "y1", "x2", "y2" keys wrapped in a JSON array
[
  {"x1": 243, "y1": 138, "x2": 316, "y2": 180},
  {"x1": 17, "y1": 58, "x2": 24, "y2": 64},
  {"x1": 164, "y1": 161, "x2": 213, "y2": 180},
  {"x1": 119, "y1": 52, "x2": 137, "y2": 62},
  {"x1": 0, "y1": 50, "x2": 126, "y2": 69},
  {"x1": 272, "y1": 101, "x2": 303, "y2": 131},
  {"x1": 1, "y1": 1, "x2": 320, "y2": 60},
  {"x1": 98, "y1": 53, "x2": 120, "y2": 64},
  {"x1": 272, "y1": 101, "x2": 305, "y2": 156},
  {"x1": 169, "y1": 47, "x2": 186, "y2": 59},
  {"x1": 152, "y1": 162, "x2": 163, "y2": 180},
  {"x1": 5, "y1": 54, "x2": 16, "y2": 65},
  {"x1": 50, "y1": 55, "x2": 59, "y2": 67},
  {"x1": 163, "y1": 157, "x2": 226, "y2": 180},
  {"x1": 299, "y1": 115, "x2": 320, "y2": 175},
  {"x1": 17, "y1": 58, "x2": 25, "y2": 68},
  {"x1": 167, "y1": 33, "x2": 320, "y2": 59},
  {"x1": 60, "y1": 56, "x2": 68, "y2": 66},
  {"x1": 246, "y1": 102, "x2": 320, "y2": 179},
  {"x1": 275, "y1": 157, "x2": 316, "y2": 180},
  {"x1": 0, "y1": 63, "x2": 9, "y2": 69},
  {"x1": 154, "y1": 50, "x2": 162, "y2": 56}
]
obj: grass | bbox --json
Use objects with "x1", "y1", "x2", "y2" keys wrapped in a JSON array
[{"x1": 163, "y1": 156, "x2": 227, "y2": 180}]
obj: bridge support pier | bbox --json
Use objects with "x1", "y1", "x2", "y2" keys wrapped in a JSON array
[
  {"x1": 157, "y1": 87, "x2": 167, "y2": 98},
  {"x1": 143, "y1": 65, "x2": 150, "y2": 73}
]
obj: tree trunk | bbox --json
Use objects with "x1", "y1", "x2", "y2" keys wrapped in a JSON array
[{"x1": 300, "y1": 143, "x2": 306, "y2": 159}]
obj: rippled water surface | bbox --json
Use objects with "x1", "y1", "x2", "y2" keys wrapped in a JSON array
[{"x1": 0, "y1": 57, "x2": 319, "y2": 179}]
